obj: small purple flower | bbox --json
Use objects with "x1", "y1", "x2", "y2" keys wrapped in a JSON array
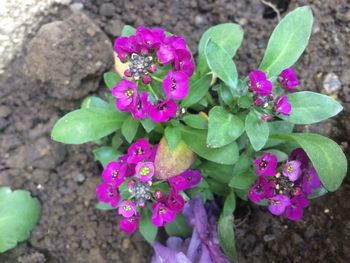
[
  {"x1": 285, "y1": 196, "x2": 308, "y2": 221},
  {"x1": 127, "y1": 138, "x2": 152, "y2": 164},
  {"x1": 130, "y1": 92, "x2": 149, "y2": 120},
  {"x1": 268, "y1": 194, "x2": 291, "y2": 216},
  {"x1": 152, "y1": 202, "x2": 176, "y2": 227},
  {"x1": 136, "y1": 26, "x2": 165, "y2": 50},
  {"x1": 254, "y1": 153, "x2": 278, "y2": 176},
  {"x1": 302, "y1": 167, "x2": 321, "y2": 195},
  {"x1": 289, "y1": 148, "x2": 310, "y2": 170},
  {"x1": 156, "y1": 36, "x2": 187, "y2": 64},
  {"x1": 135, "y1": 161, "x2": 155, "y2": 182},
  {"x1": 102, "y1": 161, "x2": 127, "y2": 187},
  {"x1": 249, "y1": 70, "x2": 273, "y2": 97},
  {"x1": 274, "y1": 95, "x2": 291, "y2": 116},
  {"x1": 166, "y1": 191, "x2": 185, "y2": 212},
  {"x1": 112, "y1": 79, "x2": 137, "y2": 111},
  {"x1": 148, "y1": 99, "x2": 177, "y2": 123},
  {"x1": 119, "y1": 216, "x2": 140, "y2": 234},
  {"x1": 283, "y1": 160, "x2": 301, "y2": 182},
  {"x1": 162, "y1": 71, "x2": 189, "y2": 100},
  {"x1": 96, "y1": 183, "x2": 120, "y2": 208},
  {"x1": 118, "y1": 200, "x2": 137, "y2": 218},
  {"x1": 174, "y1": 49, "x2": 194, "y2": 77},
  {"x1": 248, "y1": 176, "x2": 274, "y2": 203},
  {"x1": 168, "y1": 170, "x2": 202, "y2": 192},
  {"x1": 278, "y1": 68, "x2": 299, "y2": 92}
]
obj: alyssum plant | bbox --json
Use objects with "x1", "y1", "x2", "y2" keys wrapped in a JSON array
[{"x1": 51, "y1": 6, "x2": 347, "y2": 262}]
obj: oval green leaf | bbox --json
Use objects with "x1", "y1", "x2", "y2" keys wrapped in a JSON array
[
  {"x1": 245, "y1": 111, "x2": 269, "y2": 151},
  {"x1": 270, "y1": 133, "x2": 347, "y2": 191},
  {"x1": 181, "y1": 74, "x2": 212, "y2": 108},
  {"x1": 121, "y1": 115, "x2": 139, "y2": 143},
  {"x1": 218, "y1": 215, "x2": 237, "y2": 262},
  {"x1": 182, "y1": 114, "x2": 208, "y2": 130},
  {"x1": 103, "y1": 72, "x2": 121, "y2": 89},
  {"x1": 198, "y1": 23, "x2": 243, "y2": 75},
  {"x1": 207, "y1": 106, "x2": 244, "y2": 148},
  {"x1": 205, "y1": 40, "x2": 238, "y2": 90},
  {"x1": 259, "y1": 6, "x2": 313, "y2": 77},
  {"x1": 51, "y1": 108, "x2": 127, "y2": 144},
  {"x1": 93, "y1": 146, "x2": 121, "y2": 168},
  {"x1": 139, "y1": 207, "x2": 158, "y2": 243},
  {"x1": 0, "y1": 187, "x2": 41, "y2": 253},
  {"x1": 180, "y1": 126, "x2": 239, "y2": 165},
  {"x1": 279, "y1": 91, "x2": 343, "y2": 124}
]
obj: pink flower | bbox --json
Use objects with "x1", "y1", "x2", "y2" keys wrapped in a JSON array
[
  {"x1": 278, "y1": 68, "x2": 298, "y2": 92},
  {"x1": 168, "y1": 170, "x2": 202, "y2": 192},
  {"x1": 283, "y1": 160, "x2": 302, "y2": 182},
  {"x1": 166, "y1": 191, "x2": 185, "y2": 212},
  {"x1": 174, "y1": 49, "x2": 194, "y2": 77},
  {"x1": 249, "y1": 70, "x2": 273, "y2": 97},
  {"x1": 96, "y1": 184, "x2": 120, "y2": 208},
  {"x1": 289, "y1": 148, "x2": 310, "y2": 170},
  {"x1": 152, "y1": 202, "x2": 176, "y2": 227},
  {"x1": 112, "y1": 79, "x2": 137, "y2": 111},
  {"x1": 302, "y1": 167, "x2": 321, "y2": 195},
  {"x1": 274, "y1": 95, "x2": 291, "y2": 116},
  {"x1": 248, "y1": 176, "x2": 274, "y2": 203},
  {"x1": 148, "y1": 99, "x2": 177, "y2": 122},
  {"x1": 268, "y1": 194, "x2": 291, "y2": 216},
  {"x1": 136, "y1": 26, "x2": 165, "y2": 50},
  {"x1": 135, "y1": 162, "x2": 155, "y2": 182},
  {"x1": 127, "y1": 138, "x2": 152, "y2": 164},
  {"x1": 118, "y1": 200, "x2": 137, "y2": 218},
  {"x1": 162, "y1": 71, "x2": 189, "y2": 100},
  {"x1": 130, "y1": 92, "x2": 149, "y2": 120},
  {"x1": 285, "y1": 196, "x2": 308, "y2": 221},
  {"x1": 102, "y1": 161, "x2": 127, "y2": 187},
  {"x1": 156, "y1": 36, "x2": 187, "y2": 64},
  {"x1": 119, "y1": 216, "x2": 140, "y2": 233},
  {"x1": 254, "y1": 153, "x2": 278, "y2": 176}
]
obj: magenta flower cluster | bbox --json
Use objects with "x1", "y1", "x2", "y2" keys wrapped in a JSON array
[
  {"x1": 248, "y1": 148, "x2": 321, "y2": 220},
  {"x1": 95, "y1": 138, "x2": 202, "y2": 234},
  {"x1": 248, "y1": 68, "x2": 298, "y2": 118},
  {"x1": 113, "y1": 26, "x2": 194, "y2": 122}
]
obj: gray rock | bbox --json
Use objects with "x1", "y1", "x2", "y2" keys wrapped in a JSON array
[
  {"x1": 24, "y1": 12, "x2": 112, "y2": 100},
  {"x1": 323, "y1": 72, "x2": 341, "y2": 94},
  {"x1": 99, "y1": 3, "x2": 115, "y2": 17},
  {"x1": 104, "y1": 19, "x2": 124, "y2": 36}
]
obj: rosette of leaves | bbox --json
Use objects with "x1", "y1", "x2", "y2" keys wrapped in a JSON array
[{"x1": 51, "y1": 6, "x2": 347, "y2": 262}]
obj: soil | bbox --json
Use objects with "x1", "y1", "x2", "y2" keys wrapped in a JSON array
[{"x1": 1, "y1": 0, "x2": 350, "y2": 262}]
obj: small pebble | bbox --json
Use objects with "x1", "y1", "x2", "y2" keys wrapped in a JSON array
[
  {"x1": 324, "y1": 208, "x2": 330, "y2": 214},
  {"x1": 74, "y1": 173, "x2": 86, "y2": 183},
  {"x1": 323, "y1": 72, "x2": 341, "y2": 94},
  {"x1": 70, "y1": 2, "x2": 84, "y2": 11}
]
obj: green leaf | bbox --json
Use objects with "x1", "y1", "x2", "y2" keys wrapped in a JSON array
[
  {"x1": 222, "y1": 190, "x2": 236, "y2": 216},
  {"x1": 164, "y1": 126, "x2": 182, "y2": 150},
  {"x1": 205, "y1": 40, "x2": 238, "y2": 90},
  {"x1": 139, "y1": 207, "x2": 158, "y2": 243},
  {"x1": 232, "y1": 154, "x2": 252, "y2": 177},
  {"x1": 0, "y1": 187, "x2": 41, "y2": 253},
  {"x1": 259, "y1": 6, "x2": 313, "y2": 77},
  {"x1": 180, "y1": 126, "x2": 239, "y2": 165},
  {"x1": 121, "y1": 115, "x2": 139, "y2": 143},
  {"x1": 95, "y1": 202, "x2": 115, "y2": 210},
  {"x1": 229, "y1": 168, "x2": 256, "y2": 190},
  {"x1": 51, "y1": 108, "x2": 127, "y2": 144},
  {"x1": 199, "y1": 161, "x2": 234, "y2": 184},
  {"x1": 181, "y1": 75, "x2": 212, "y2": 108},
  {"x1": 217, "y1": 83, "x2": 234, "y2": 106},
  {"x1": 265, "y1": 121, "x2": 294, "y2": 148},
  {"x1": 182, "y1": 114, "x2": 208, "y2": 130},
  {"x1": 207, "y1": 178, "x2": 230, "y2": 196},
  {"x1": 164, "y1": 213, "x2": 192, "y2": 238},
  {"x1": 271, "y1": 133, "x2": 347, "y2": 191},
  {"x1": 81, "y1": 96, "x2": 112, "y2": 109},
  {"x1": 198, "y1": 23, "x2": 244, "y2": 75},
  {"x1": 263, "y1": 149, "x2": 288, "y2": 162},
  {"x1": 186, "y1": 179, "x2": 214, "y2": 202},
  {"x1": 235, "y1": 188, "x2": 248, "y2": 201},
  {"x1": 93, "y1": 146, "x2": 121, "y2": 168},
  {"x1": 279, "y1": 91, "x2": 343, "y2": 124},
  {"x1": 121, "y1": 25, "x2": 136, "y2": 36},
  {"x1": 140, "y1": 118, "x2": 157, "y2": 133},
  {"x1": 245, "y1": 111, "x2": 269, "y2": 151},
  {"x1": 218, "y1": 215, "x2": 237, "y2": 262},
  {"x1": 111, "y1": 132, "x2": 123, "y2": 149},
  {"x1": 103, "y1": 72, "x2": 121, "y2": 89},
  {"x1": 207, "y1": 106, "x2": 244, "y2": 148}
]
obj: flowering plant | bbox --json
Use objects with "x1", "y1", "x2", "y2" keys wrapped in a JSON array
[{"x1": 51, "y1": 6, "x2": 347, "y2": 262}]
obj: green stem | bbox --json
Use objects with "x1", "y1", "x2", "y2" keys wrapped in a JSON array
[
  {"x1": 147, "y1": 84, "x2": 159, "y2": 100},
  {"x1": 151, "y1": 75, "x2": 163, "y2": 83},
  {"x1": 152, "y1": 180, "x2": 166, "y2": 186}
]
